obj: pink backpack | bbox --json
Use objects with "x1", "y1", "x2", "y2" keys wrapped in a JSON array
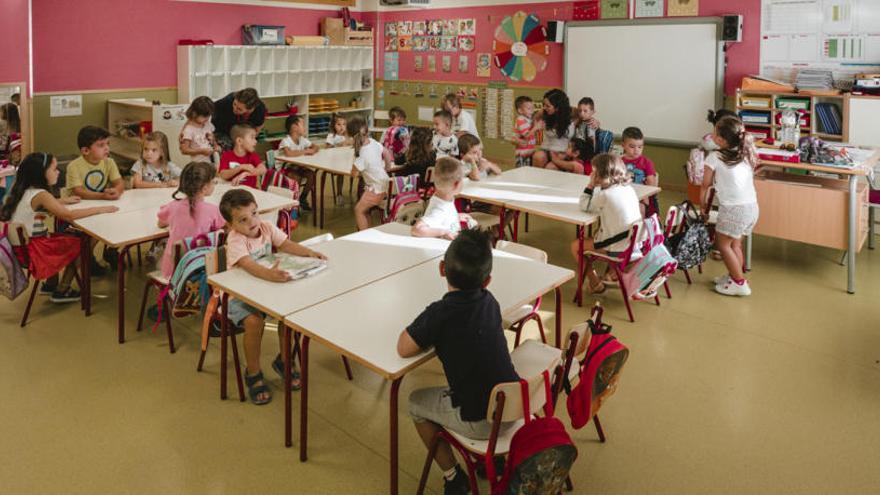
[
  {"x1": 566, "y1": 305, "x2": 629, "y2": 430},
  {"x1": 495, "y1": 371, "x2": 578, "y2": 495},
  {"x1": 0, "y1": 224, "x2": 28, "y2": 301},
  {"x1": 386, "y1": 174, "x2": 425, "y2": 224}
]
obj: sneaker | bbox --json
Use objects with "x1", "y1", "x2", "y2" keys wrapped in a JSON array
[
  {"x1": 713, "y1": 274, "x2": 730, "y2": 286},
  {"x1": 39, "y1": 282, "x2": 57, "y2": 296},
  {"x1": 300, "y1": 199, "x2": 312, "y2": 212},
  {"x1": 715, "y1": 279, "x2": 751, "y2": 296},
  {"x1": 444, "y1": 465, "x2": 470, "y2": 495},
  {"x1": 50, "y1": 288, "x2": 81, "y2": 304}
]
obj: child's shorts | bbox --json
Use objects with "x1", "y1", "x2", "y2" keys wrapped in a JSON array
[
  {"x1": 358, "y1": 189, "x2": 387, "y2": 208},
  {"x1": 716, "y1": 202, "x2": 759, "y2": 239},
  {"x1": 409, "y1": 387, "x2": 496, "y2": 440},
  {"x1": 228, "y1": 298, "x2": 265, "y2": 327}
]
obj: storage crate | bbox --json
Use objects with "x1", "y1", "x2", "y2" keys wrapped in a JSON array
[
  {"x1": 739, "y1": 95, "x2": 771, "y2": 108},
  {"x1": 242, "y1": 25, "x2": 285, "y2": 45},
  {"x1": 776, "y1": 97, "x2": 811, "y2": 110},
  {"x1": 346, "y1": 29, "x2": 373, "y2": 46}
]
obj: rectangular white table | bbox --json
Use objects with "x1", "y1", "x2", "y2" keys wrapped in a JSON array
[
  {"x1": 460, "y1": 167, "x2": 661, "y2": 306},
  {"x1": 71, "y1": 185, "x2": 295, "y2": 345},
  {"x1": 275, "y1": 147, "x2": 356, "y2": 229},
  {"x1": 283, "y1": 248, "x2": 574, "y2": 495}
]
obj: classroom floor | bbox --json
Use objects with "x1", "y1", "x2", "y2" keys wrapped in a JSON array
[{"x1": 1, "y1": 189, "x2": 879, "y2": 494}]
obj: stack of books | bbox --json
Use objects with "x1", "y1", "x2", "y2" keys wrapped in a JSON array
[{"x1": 796, "y1": 69, "x2": 834, "y2": 91}]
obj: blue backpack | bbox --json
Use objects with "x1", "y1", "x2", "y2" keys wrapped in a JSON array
[{"x1": 156, "y1": 232, "x2": 222, "y2": 325}]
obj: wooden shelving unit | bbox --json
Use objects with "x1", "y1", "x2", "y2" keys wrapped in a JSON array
[
  {"x1": 735, "y1": 89, "x2": 848, "y2": 142},
  {"x1": 106, "y1": 99, "x2": 188, "y2": 166}
]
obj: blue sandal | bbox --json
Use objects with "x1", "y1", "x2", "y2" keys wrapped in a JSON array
[
  {"x1": 244, "y1": 371, "x2": 272, "y2": 405},
  {"x1": 272, "y1": 355, "x2": 302, "y2": 391}
]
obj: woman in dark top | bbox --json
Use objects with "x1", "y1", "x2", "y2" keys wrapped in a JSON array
[{"x1": 212, "y1": 88, "x2": 267, "y2": 150}]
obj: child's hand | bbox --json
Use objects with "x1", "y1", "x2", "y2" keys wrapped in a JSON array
[
  {"x1": 61, "y1": 196, "x2": 81, "y2": 205},
  {"x1": 305, "y1": 148, "x2": 318, "y2": 156},
  {"x1": 166, "y1": 179, "x2": 179, "y2": 188},
  {"x1": 103, "y1": 189, "x2": 120, "y2": 200},
  {"x1": 268, "y1": 261, "x2": 292, "y2": 282},
  {"x1": 231, "y1": 174, "x2": 247, "y2": 186},
  {"x1": 588, "y1": 117, "x2": 601, "y2": 129},
  {"x1": 308, "y1": 249, "x2": 327, "y2": 260},
  {"x1": 442, "y1": 231, "x2": 458, "y2": 241},
  {"x1": 100, "y1": 206, "x2": 120, "y2": 214}
]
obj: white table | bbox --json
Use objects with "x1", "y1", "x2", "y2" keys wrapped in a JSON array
[
  {"x1": 283, "y1": 248, "x2": 574, "y2": 495},
  {"x1": 275, "y1": 147, "x2": 356, "y2": 229},
  {"x1": 72, "y1": 185, "x2": 295, "y2": 345},
  {"x1": 460, "y1": 168, "x2": 661, "y2": 306}
]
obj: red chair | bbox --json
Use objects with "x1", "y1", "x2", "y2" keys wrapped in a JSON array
[{"x1": 496, "y1": 241, "x2": 550, "y2": 347}]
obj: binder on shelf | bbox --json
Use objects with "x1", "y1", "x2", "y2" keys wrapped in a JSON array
[{"x1": 740, "y1": 110, "x2": 771, "y2": 125}]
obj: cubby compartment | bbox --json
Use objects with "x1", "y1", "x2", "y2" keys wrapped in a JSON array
[
  {"x1": 287, "y1": 72, "x2": 301, "y2": 94},
  {"x1": 260, "y1": 73, "x2": 275, "y2": 97},
  {"x1": 274, "y1": 47, "x2": 289, "y2": 71},
  {"x1": 192, "y1": 75, "x2": 209, "y2": 98},
  {"x1": 358, "y1": 48, "x2": 372, "y2": 69},
  {"x1": 245, "y1": 47, "x2": 261, "y2": 73},
  {"x1": 288, "y1": 48, "x2": 302, "y2": 71},
  {"x1": 208, "y1": 74, "x2": 227, "y2": 99},
  {"x1": 262, "y1": 48, "x2": 276, "y2": 73},
  {"x1": 300, "y1": 47, "x2": 316, "y2": 71},
  {"x1": 244, "y1": 72, "x2": 260, "y2": 91},
  {"x1": 228, "y1": 73, "x2": 246, "y2": 92},
  {"x1": 227, "y1": 47, "x2": 246, "y2": 73},
  {"x1": 191, "y1": 46, "x2": 210, "y2": 74},
  {"x1": 300, "y1": 72, "x2": 314, "y2": 94},
  {"x1": 311, "y1": 72, "x2": 327, "y2": 94},
  {"x1": 207, "y1": 47, "x2": 226, "y2": 74},
  {"x1": 273, "y1": 73, "x2": 289, "y2": 97}
]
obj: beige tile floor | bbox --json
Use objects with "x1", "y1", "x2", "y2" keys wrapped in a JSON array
[{"x1": 1, "y1": 189, "x2": 879, "y2": 494}]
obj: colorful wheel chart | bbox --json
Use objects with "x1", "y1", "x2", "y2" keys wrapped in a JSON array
[{"x1": 492, "y1": 11, "x2": 549, "y2": 82}]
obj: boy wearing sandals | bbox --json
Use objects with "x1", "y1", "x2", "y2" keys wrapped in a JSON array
[
  {"x1": 397, "y1": 229, "x2": 519, "y2": 494},
  {"x1": 219, "y1": 189, "x2": 327, "y2": 405}
]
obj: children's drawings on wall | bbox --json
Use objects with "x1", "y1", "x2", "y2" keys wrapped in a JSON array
[
  {"x1": 477, "y1": 53, "x2": 492, "y2": 78},
  {"x1": 384, "y1": 18, "x2": 477, "y2": 56},
  {"x1": 601, "y1": 0, "x2": 629, "y2": 19},
  {"x1": 459, "y1": 36, "x2": 475, "y2": 52},
  {"x1": 427, "y1": 55, "x2": 437, "y2": 73},
  {"x1": 635, "y1": 0, "x2": 664, "y2": 18},
  {"x1": 414, "y1": 55, "x2": 424, "y2": 72},
  {"x1": 442, "y1": 55, "x2": 452, "y2": 72},
  {"x1": 459, "y1": 55, "x2": 469, "y2": 73},
  {"x1": 667, "y1": 0, "x2": 699, "y2": 17}
]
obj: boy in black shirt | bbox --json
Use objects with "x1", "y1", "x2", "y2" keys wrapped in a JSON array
[{"x1": 397, "y1": 229, "x2": 518, "y2": 494}]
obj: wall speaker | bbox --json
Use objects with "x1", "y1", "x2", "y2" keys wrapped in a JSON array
[
  {"x1": 547, "y1": 21, "x2": 565, "y2": 43},
  {"x1": 722, "y1": 15, "x2": 743, "y2": 42}
]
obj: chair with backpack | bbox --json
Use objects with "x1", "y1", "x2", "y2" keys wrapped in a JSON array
[
  {"x1": 0, "y1": 223, "x2": 49, "y2": 327},
  {"x1": 496, "y1": 241, "x2": 553, "y2": 348},
  {"x1": 582, "y1": 214, "x2": 678, "y2": 322},
  {"x1": 562, "y1": 303, "x2": 629, "y2": 442},
  {"x1": 415, "y1": 365, "x2": 577, "y2": 495},
  {"x1": 664, "y1": 201, "x2": 712, "y2": 284},
  {"x1": 136, "y1": 230, "x2": 225, "y2": 354}
]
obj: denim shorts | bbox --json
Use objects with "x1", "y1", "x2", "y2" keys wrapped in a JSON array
[
  {"x1": 227, "y1": 298, "x2": 264, "y2": 326},
  {"x1": 409, "y1": 387, "x2": 500, "y2": 440}
]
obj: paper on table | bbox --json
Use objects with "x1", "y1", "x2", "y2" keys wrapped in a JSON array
[{"x1": 259, "y1": 253, "x2": 327, "y2": 280}]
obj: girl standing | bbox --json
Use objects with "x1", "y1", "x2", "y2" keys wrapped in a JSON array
[
  {"x1": 347, "y1": 116, "x2": 390, "y2": 230},
  {"x1": 179, "y1": 96, "x2": 219, "y2": 163}
]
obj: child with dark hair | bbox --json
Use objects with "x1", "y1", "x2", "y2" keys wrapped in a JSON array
[
  {"x1": 392, "y1": 126, "x2": 435, "y2": 182},
  {"x1": 432, "y1": 110, "x2": 458, "y2": 158},
  {"x1": 398, "y1": 229, "x2": 518, "y2": 494},
  {"x1": 65, "y1": 126, "x2": 125, "y2": 201},
  {"x1": 380, "y1": 106, "x2": 411, "y2": 165},
  {"x1": 513, "y1": 96, "x2": 538, "y2": 168},
  {"x1": 442, "y1": 94, "x2": 479, "y2": 138},
  {"x1": 218, "y1": 124, "x2": 266, "y2": 189},
  {"x1": 547, "y1": 137, "x2": 595, "y2": 175},
  {"x1": 180, "y1": 96, "x2": 219, "y2": 163}
]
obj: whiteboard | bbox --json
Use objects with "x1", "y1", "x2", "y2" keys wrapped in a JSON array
[{"x1": 564, "y1": 19, "x2": 723, "y2": 145}]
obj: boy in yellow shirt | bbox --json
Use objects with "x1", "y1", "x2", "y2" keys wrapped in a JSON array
[{"x1": 65, "y1": 126, "x2": 124, "y2": 199}]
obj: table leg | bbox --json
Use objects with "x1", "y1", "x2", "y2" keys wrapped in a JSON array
[
  {"x1": 847, "y1": 175, "x2": 857, "y2": 294},
  {"x1": 310, "y1": 170, "x2": 318, "y2": 228},
  {"x1": 576, "y1": 226, "x2": 585, "y2": 307},
  {"x1": 498, "y1": 206, "x2": 506, "y2": 242},
  {"x1": 220, "y1": 293, "x2": 229, "y2": 400},
  {"x1": 869, "y1": 205, "x2": 875, "y2": 250},
  {"x1": 555, "y1": 287, "x2": 562, "y2": 349},
  {"x1": 80, "y1": 234, "x2": 91, "y2": 315},
  {"x1": 513, "y1": 212, "x2": 520, "y2": 242},
  {"x1": 282, "y1": 323, "x2": 292, "y2": 448},
  {"x1": 117, "y1": 246, "x2": 129, "y2": 344},
  {"x1": 390, "y1": 377, "x2": 403, "y2": 495},
  {"x1": 299, "y1": 335, "x2": 311, "y2": 462},
  {"x1": 319, "y1": 171, "x2": 328, "y2": 230}
]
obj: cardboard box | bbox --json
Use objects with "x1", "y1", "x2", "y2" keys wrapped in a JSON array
[
  {"x1": 346, "y1": 28, "x2": 373, "y2": 46},
  {"x1": 321, "y1": 18, "x2": 346, "y2": 45}
]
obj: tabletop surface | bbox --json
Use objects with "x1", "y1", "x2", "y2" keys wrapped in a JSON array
[
  {"x1": 207, "y1": 223, "x2": 450, "y2": 318},
  {"x1": 284, "y1": 248, "x2": 574, "y2": 379},
  {"x1": 275, "y1": 146, "x2": 355, "y2": 176}
]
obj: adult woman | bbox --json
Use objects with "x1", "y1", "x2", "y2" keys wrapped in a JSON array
[
  {"x1": 212, "y1": 88, "x2": 267, "y2": 150},
  {"x1": 532, "y1": 89, "x2": 573, "y2": 168}
]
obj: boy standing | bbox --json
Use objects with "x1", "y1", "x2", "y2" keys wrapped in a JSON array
[
  {"x1": 65, "y1": 126, "x2": 124, "y2": 200},
  {"x1": 432, "y1": 110, "x2": 458, "y2": 159},
  {"x1": 513, "y1": 96, "x2": 538, "y2": 168},
  {"x1": 219, "y1": 189, "x2": 326, "y2": 405},
  {"x1": 398, "y1": 229, "x2": 519, "y2": 495},
  {"x1": 412, "y1": 157, "x2": 474, "y2": 240},
  {"x1": 218, "y1": 124, "x2": 267, "y2": 189},
  {"x1": 380, "y1": 106, "x2": 411, "y2": 165},
  {"x1": 621, "y1": 126, "x2": 659, "y2": 215}
]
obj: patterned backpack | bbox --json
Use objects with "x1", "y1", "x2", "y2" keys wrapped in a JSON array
[
  {"x1": 664, "y1": 201, "x2": 712, "y2": 270},
  {"x1": 0, "y1": 225, "x2": 28, "y2": 301},
  {"x1": 154, "y1": 232, "x2": 222, "y2": 326},
  {"x1": 620, "y1": 214, "x2": 678, "y2": 300},
  {"x1": 386, "y1": 174, "x2": 425, "y2": 225}
]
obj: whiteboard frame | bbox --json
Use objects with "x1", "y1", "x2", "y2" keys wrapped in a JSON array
[{"x1": 564, "y1": 17, "x2": 725, "y2": 147}]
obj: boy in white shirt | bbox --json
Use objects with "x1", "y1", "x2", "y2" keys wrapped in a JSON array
[
  {"x1": 432, "y1": 110, "x2": 458, "y2": 158},
  {"x1": 443, "y1": 93, "x2": 479, "y2": 139},
  {"x1": 412, "y1": 157, "x2": 475, "y2": 240},
  {"x1": 279, "y1": 114, "x2": 319, "y2": 210}
]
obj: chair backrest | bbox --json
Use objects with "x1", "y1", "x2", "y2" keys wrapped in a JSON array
[
  {"x1": 664, "y1": 205, "x2": 683, "y2": 237},
  {"x1": 265, "y1": 148, "x2": 278, "y2": 170},
  {"x1": 495, "y1": 240, "x2": 548, "y2": 264},
  {"x1": 2, "y1": 222, "x2": 29, "y2": 247},
  {"x1": 424, "y1": 166, "x2": 435, "y2": 185},
  {"x1": 487, "y1": 372, "x2": 553, "y2": 423},
  {"x1": 300, "y1": 233, "x2": 333, "y2": 247}
]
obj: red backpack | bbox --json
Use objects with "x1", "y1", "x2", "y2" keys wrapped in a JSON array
[
  {"x1": 495, "y1": 371, "x2": 578, "y2": 495},
  {"x1": 566, "y1": 305, "x2": 629, "y2": 430}
]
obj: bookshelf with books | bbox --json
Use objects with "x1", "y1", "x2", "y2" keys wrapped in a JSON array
[{"x1": 735, "y1": 89, "x2": 848, "y2": 143}]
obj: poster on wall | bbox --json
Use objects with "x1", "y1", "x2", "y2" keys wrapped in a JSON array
[
  {"x1": 477, "y1": 53, "x2": 492, "y2": 77},
  {"x1": 415, "y1": 55, "x2": 424, "y2": 72},
  {"x1": 413, "y1": 37, "x2": 428, "y2": 51},
  {"x1": 398, "y1": 36, "x2": 413, "y2": 51},
  {"x1": 384, "y1": 52, "x2": 399, "y2": 81},
  {"x1": 385, "y1": 22, "x2": 398, "y2": 37},
  {"x1": 459, "y1": 19, "x2": 477, "y2": 36},
  {"x1": 385, "y1": 37, "x2": 397, "y2": 52},
  {"x1": 398, "y1": 21, "x2": 413, "y2": 36},
  {"x1": 442, "y1": 55, "x2": 452, "y2": 72},
  {"x1": 601, "y1": 0, "x2": 629, "y2": 19},
  {"x1": 667, "y1": 0, "x2": 699, "y2": 17},
  {"x1": 459, "y1": 55, "x2": 469, "y2": 73},
  {"x1": 428, "y1": 55, "x2": 437, "y2": 72},
  {"x1": 635, "y1": 0, "x2": 664, "y2": 17},
  {"x1": 50, "y1": 94, "x2": 82, "y2": 117},
  {"x1": 414, "y1": 21, "x2": 427, "y2": 36},
  {"x1": 573, "y1": 0, "x2": 601, "y2": 20},
  {"x1": 459, "y1": 36, "x2": 475, "y2": 52}
]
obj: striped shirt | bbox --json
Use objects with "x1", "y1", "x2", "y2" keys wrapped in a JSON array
[{"x1": 514, "y1": 115, "x2": 537, "y2": 157}]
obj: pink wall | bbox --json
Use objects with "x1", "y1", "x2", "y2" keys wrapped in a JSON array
[
  {"x1": 32, "y1": 0, "x2": 366, "y2": 93},
  {"x1": 0, "y1": 0, "x2": 30, "y2": 90},
  {"x1": 377, "y1": 0, "x2": 760, "y2": 95}
]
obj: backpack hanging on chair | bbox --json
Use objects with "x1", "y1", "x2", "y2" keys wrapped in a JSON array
[
  {"x1": 664, "y1": 201, "x2": 712, "y2": 270},
  {"x1": 0, "y1": 224, "x2": 28, "y2": 301},
  {"x1": 619, "y1": 214, "x2": 678, "y2": 300},
  {"x1": 495, "y1": 371, "x2": 578, "y2": 495},
  {"x1": 386, "y1": 173, "x2": 425, "y2": 225},
  {"x1": 155, "y1": 232, "x2": 222, "y2": 326},
  {"x1": 566, "y1": 304, "x2": 630, "y2": 430}
]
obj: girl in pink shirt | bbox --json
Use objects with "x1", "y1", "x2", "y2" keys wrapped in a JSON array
[{"x1": 156, "y1": 162, "x2": 225, "y2": 278}]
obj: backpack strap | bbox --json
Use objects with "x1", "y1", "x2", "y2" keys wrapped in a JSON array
[{"x1": 541, "y1": 370, "x2": 554, "y2": 418}]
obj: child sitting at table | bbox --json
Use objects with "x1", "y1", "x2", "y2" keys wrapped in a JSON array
[
  {"x1": 432, "y1": 110, "x2": 458, "y2": 159},
  {"x1": 279, "y1": 114, "x2": 319, "y2": 211},
  {"x1": 380, "y1": 107, "x2": 411, "y2": 166},
  {"x1": 513, "y1": 95, "x2": 538, "y2": 168},
  {"x1": 219, "y1": 188, "x2": 327, "y2": 405},
  {"x1": 391, "y1": 127, "x2": 435, "y2": 183},
  {"x1": 569, "y1": 153, "x2": 641, "y2": 295},
  {"x1": 348, "y1": 116, "x2": 391, "y2": 231},
  {"x1": 443, "y1": 93, "x2": 479, "y2": 139},
  {"x1": 397, "y1": 229, "x2": 519, "y2": 494},
  {"x1": 546, "y1": 137, "x2": 595, "y2": 176},
  {"x1": 65, "y1": 126, "x2": 125, "y2": 201},
  {"x1": 325, "y1": 113, "x2": 349, "y2": 148},
  {"x1": 218, "y1": 124, "x2": 266, "y2": 189},
  {"x1": 132, "y1": 132, "x2": 182, "y2": 189},
  {"x1": 458, "y1": 133, "x2": 501, "y2": 181},
  {"x1": 412, "y1": 156, "x2": 474, "y2": 240},
  {"x1": 0, "y1": 152, "x2": 118, "y2": 303}
]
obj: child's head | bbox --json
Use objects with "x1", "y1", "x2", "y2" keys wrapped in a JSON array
[
  {"x1": 233, "y1": 88, "x2": 260, "y2": 116},
  {"x1": 141, "y1": 131, "x2": 170, "y2": 167},
  {"x1": 457, "y1": 133, "x2": 482, "y2": 162},
  {"x1": 714, "y1": 115, "x2": 757, "y2": 168},
  {"x1": 220, "y1": 188, "x2": 261, "y2": 238},
  {"x1": 1, "y1": 103, "x2": 20, "y2": 132},
  {"x1": 707, "y1": 108, "x2": 737, "y2": 126},
  {"x1": 442, "y1": 229, "x2": 493, "y2": 291},
  {"x1": 621, "y1": 127, "x2": 644, "y2": 159},
  {"x1": 77, "y1": 126, "x2": 111, "y2": 163},
  {"x1": 10, "y1": 93, "x2": 20, "y2": 106},
  {"x1": 568, "y1": 137, "x2": 595, "y2": 163},
  {"x1": 406, "y1": 127, "x2": 434, "y2": 163},
  {"x1": 285, "y1": 114, "x2": 305, "y2": 137},
  {"x1": 331, "y1": 113, "x2": 347, "y2": 135},
  {"x1": 346, "y1": 116, "x2": 369, "y2": 155},
  {"x1": 515, "y1": 96, "x2": 534, "y2": 118},
  {"x1": 577, "y1": 97, "x2": 595, "y2": 122},
  {"x1": 388, "y1": 107, "x2": 407, "y2": 126},
  {"x1": 174, "y1": 161, "x2": 217, "y2": 213},
  {"x1": 433, "y1": 110, "x2": 453, "y2": 135},
  {"x1": 433, "y1": 156, "x2": 464, "y2": 194},
  {"x1": 185, "y1": 96, "x2": 214, "y2": 125},
  {"x1": 0, "y1": 152, "x2": 58, "y2": 221},
  {"x1": 591, "y1": 153, "x2": 629, "y2": 186},
  {"x1": 231, "y1": 124, "x2": 257, "y2": 153},
  {"x1": 442, "y1": 94, "x2": 462, "y2": 116}
]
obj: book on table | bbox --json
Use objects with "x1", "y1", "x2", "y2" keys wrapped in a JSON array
[{"x1": 258, "y1": 253, "x2": 327, "y2": 280}]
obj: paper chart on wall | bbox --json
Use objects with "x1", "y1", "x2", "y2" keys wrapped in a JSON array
[
  {"x1": 484, "y1": 87, "x2": 499, "y2": 139},
  {"x1": 500, "y1": 89, "x2": 515, "y2": 141},
  {"x1": 384, "y1": 52, "x2": 399, "y2": 81},
  {"x1": 635, "y1": 0, "x2": 664, "y2": 18},
  {"x1": 760, "y1": 0, "x2": 880, "y2": 86}
]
